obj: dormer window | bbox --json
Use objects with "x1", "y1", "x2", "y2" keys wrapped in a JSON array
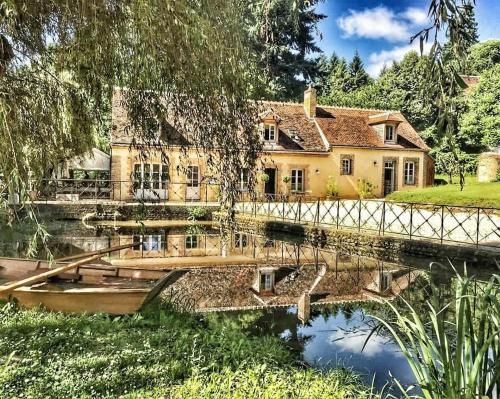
[
  {"x1": 263, "y1": 123, "x2": 276, "y2": 142},
  {"x1": 385, "y1": 125, "x2": 395, "y2": 142}
]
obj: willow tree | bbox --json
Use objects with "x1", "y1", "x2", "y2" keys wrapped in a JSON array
[
  {"x1": 413, "y1": 0, "x2": 478, "y2": 190},
  {"x1": 0, "y1": 1, "x2": 264, "y2": 239}
]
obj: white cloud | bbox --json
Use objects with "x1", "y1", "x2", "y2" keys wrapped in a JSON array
[
  {"x1": 337, "y1": 6, "x2": 429, "y2": 42},
  {"x1": 329, "y1": 330, "x2": 402, "y2": 358},
  {"x1": 401, "y1": 7, "x2": 429, "y2": 26},
  {"x1": 366, "y1": 41, "x2": 432, "y2": 77}
]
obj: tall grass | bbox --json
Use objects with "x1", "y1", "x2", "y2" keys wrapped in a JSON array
[{"x1": 371, "y1": 268, "x2": 499, "y2": 398}]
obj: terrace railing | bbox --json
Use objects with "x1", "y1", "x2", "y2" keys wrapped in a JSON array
[
  {"x1": 28, "y1": 178, "x2": 220, "y2": 204},
  {"x1": 234, "y1": 193, "x2": 500, "y2": 249}
]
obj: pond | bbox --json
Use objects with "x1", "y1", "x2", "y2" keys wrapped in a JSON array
[{"x1": 0, "y1": 220, "x2": 494, "y2": 393}]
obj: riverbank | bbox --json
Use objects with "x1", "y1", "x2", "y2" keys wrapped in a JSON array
[{"x1": 0, "y1": 301, "x2": 372, "y2": 398}]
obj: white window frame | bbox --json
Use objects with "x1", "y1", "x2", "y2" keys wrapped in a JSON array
[
  {"x1": 404, "y1": 161, "x2": 416, "y2": 185},
  {"x1": 260, "y1": 272, "x2": 274, "y2": 291},
  {"x1": 291, "y1": 169, "x2": 304, "y2": 192},
  {"x1": 263, "y1": 123, "x2": 276, "y2": 142},
  {"x1": 185, "y1": 235, "x2": 198, "y2": 249},
  {"x1": 133, "y1": 163, "x2": 169, "y2": 190},
  {"x1": 342, "y1": 158, "x2": 352, "y2": 175},
  {"x1": 385, "y1": 125, "x2": 395, "y2": 142},
  {"x1": 187, "y1": 166, "x2": 200, "y2": 187}
]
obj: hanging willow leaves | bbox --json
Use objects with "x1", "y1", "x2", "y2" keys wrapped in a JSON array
[
  {"x1": 0, "y1": 0, "x2": 266, "y2": 242},
  {"x1": 412, "y1": 0, "x2": 477, "y2": 190}
]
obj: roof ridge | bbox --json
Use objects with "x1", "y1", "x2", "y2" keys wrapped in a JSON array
[{"x1": 259, "y1": 100, "x2": 400, "y2": 114}]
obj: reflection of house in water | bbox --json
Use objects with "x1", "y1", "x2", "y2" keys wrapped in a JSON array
[{"x1": 165, "y1": 254, "x2": 422, "y2": 317}]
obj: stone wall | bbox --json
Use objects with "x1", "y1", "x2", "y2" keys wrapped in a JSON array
[
  {"x1": 227, "y1": 213, "x2": 500, "y2": 268},
  {"x1": 33, "y1": 202, "x2": 218, "y2": 221}
]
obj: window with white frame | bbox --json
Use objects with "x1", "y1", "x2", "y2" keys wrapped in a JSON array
[
  {"x1": 341, "y1": 158, "x2": 353, "y2": 175},
  {"x1": 263, "y1": 123, "x2": 276, "y2": 142},
  {"x1": 185, "y1": 235, "x2": 198, "y2": 249},
  {"x1": 234, "y1": 233, "x2": 248, "y2": 248},
  {"x1": 187, "y1": 166, "x2": 200, "y2": 187},
  {"x1": 291, "y1": 169, "x2": 304, "y2": 192},
  {"x1": 404, "y1": 161, "x2": 416, "y2": 185},
  {"x1": 385, "y1": 125, "x2": 395, "y2": 142},
  {"x1": 260, "y1": 272, "x2": 274, "y2": 291},
  {"x1": 133, "y1": 163, "x2": 169, "y2": 190}
]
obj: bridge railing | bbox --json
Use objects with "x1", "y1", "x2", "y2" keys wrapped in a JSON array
[{"x1": 234, "y1": 195, "x2": 500, "y2": 248}]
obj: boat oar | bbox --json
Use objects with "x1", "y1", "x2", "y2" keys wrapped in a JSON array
[{"x1": 0, "y1": 254, "x2": 104, "y2": 295}]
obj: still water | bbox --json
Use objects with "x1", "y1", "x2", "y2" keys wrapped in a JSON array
[{"x1": 0, "y1": 221, "x2": 490, "y2": 393}]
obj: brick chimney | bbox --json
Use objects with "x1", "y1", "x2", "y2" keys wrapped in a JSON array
[{"x1": 304, "y1": 86, "x2": 316, "y2": 119}]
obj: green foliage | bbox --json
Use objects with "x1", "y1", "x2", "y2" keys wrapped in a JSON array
[
  {"x1": 0, "y1": 301, "x2": 369, "y2": 398},
  {"x1": 325, "y1": 176, "x2": 338, "y2": 198},
  {"x1": 372, "y1": 271, "x2": 500, "y2": 398},
  {"x1": 247, "y1": 0, "x2": 326, "y2": 101},
  {"x1": 260, "y1": 173, "x2": 270, "y2": 183},
  {"x1": 347, "y1": 51, "x2": 371, "y2": 92},
  {"x1": 357, "y1": 178, "x2": 376, "y2": 199},
  {"x1": 128, "y1": 366, "x2": 371, "y2": 399},
  {"x1": 282, "y1": 175, "x2": 291, "y2": 184},
  {"x1": 460, "y1": 64, "x2": 500, "y2": 149},
  {"x1": 187, "y1": 206, "x2": 208, "y2": 221},
  {"x1": 466, "y1": 39, "x2": 500, "y2": 75}
]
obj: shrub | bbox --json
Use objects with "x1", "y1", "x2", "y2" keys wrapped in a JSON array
[
  {"x1": 357, "y1": 178, "x2": 376, "y2": 199},
  {"x1": 325, "y1": 176, "x2": 338, "y2": 198},
  {"x1": 282, "y1": 175, "x2": 290, "y2": 184},
  {"x1": 260, "y1": 173, "x2": 270, "y2": 183},
  {"x1": 187, "y1": 206, "x2": 207, "y2": 221}
]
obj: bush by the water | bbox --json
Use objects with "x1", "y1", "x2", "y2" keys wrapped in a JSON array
[{"x1": 0, "y1": 301, "x2": 370, "y2": 398}]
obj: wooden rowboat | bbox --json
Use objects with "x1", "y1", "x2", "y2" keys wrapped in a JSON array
[{"x1": 0, "y1": 257, "x2": 183, "y2": 314}]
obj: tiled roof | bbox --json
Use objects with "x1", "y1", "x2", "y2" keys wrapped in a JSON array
[
  {"x1": 257, "y1": 101, "x2": 428, "y2": 151},
  {"x1": 111, "y1": 90, "x2": 429, "y2": 152},
  {"x1": 258, "y1": 102, "x2": 328, "y2": 152}
]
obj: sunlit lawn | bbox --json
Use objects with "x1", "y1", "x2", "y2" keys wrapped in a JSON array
[{"x1": 386, "y1": 175, "x2": 500, "y2": 208}]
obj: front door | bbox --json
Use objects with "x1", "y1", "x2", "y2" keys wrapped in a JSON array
[
  {"x1": 264, "y1": 168, "x2": 276, "y2": 196},
  {"x1": 186, "y1": 166, "x2": 200, "y2": 201},
  {"x1": 383, "y1": 161, "x2": 395, "y2": 196}
]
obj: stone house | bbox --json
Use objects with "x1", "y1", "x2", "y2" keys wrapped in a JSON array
[{"x1": 110, "y1": 87, "x2": 434, "y2": 201}]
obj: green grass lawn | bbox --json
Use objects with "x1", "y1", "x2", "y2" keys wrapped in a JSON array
[
  {"x1": 0, "y1": 301, "x2": 372, "y2": 399},
  {"x1": 386, "y1": 175, "x2": 500, "y2": 208}
]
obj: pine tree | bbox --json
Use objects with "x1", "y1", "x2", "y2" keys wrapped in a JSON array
[
  {"x1": 313, "y1": 53, "x2": 340, "y2": 96},
  {"x1": 248, "y1": 0, "x2": 326, "y2": 101},
  {"x1": 347, "y1": 51, "x2": 370, "y2": 92}
]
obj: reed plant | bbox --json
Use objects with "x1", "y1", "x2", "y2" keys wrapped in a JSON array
[{"x1": 370, "y1": 268, "x2": 499, "y2": 398}]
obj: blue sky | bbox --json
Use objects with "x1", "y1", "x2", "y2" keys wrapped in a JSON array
[{"x1": 314, "y1": 0, "x2": 500, "y2": 77}]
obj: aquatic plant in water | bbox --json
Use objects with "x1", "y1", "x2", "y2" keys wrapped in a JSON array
[{"x1": 369, "y1": 266, "x2": 499, "y2": 398}]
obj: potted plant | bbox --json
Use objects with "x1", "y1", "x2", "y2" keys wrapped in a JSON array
[
  {"x1": 325, "y1": 176, "x2": 338, "y2": 199},
  {"x1": 260, "y1": 173, "x2": 270, "y2": 183}
]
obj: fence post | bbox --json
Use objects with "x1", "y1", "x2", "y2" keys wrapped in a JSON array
[
  {"x1": 315, "y1": 198, "x2": 320, "y2": 226},
  {"x1": 297, "y1": 196, "x2": 302, "y2": 223},
  {"x1": 358, "y1": 199, "x2": 362, "y2": 232},
  {"x1": 475, "y1": 207, "x2": 480, "y2": 247},
  {"x1": 268, "y1": 197, "x2": 271, "y2": 219},
  {"x1": 440, "y1": 205, "x2": 445, "y2": 244},
  {"x1": 282, "y1": 196, "x2": 285, "y2": 221},
  {"x1": 409, "y1": 203, "x2": 413, "y2": 239},
  {"x1": 336, "y1": 198, "x2": 340, "y2": 230},
  {"x1": 381, "y1": 201, "x2": 386, "y2": 236}
]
